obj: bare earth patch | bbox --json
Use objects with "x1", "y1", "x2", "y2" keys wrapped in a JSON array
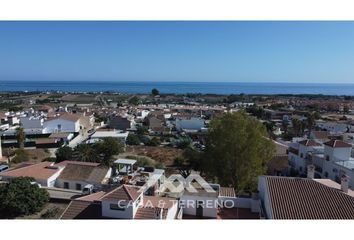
[{"x1": 124, "y1": 146, "x2": 184, "y2": 167}]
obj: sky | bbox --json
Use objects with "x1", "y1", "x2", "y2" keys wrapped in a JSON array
[{"x1": 1, "y1": 21, "x2": 354, "y2": 83}]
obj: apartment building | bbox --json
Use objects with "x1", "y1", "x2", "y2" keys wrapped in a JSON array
[{"x1": 288, "y1": 138, "x2": 354, "y2": 189}]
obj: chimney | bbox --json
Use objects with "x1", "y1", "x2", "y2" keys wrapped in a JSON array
[
  {"x1": 341, "y1": 175, "x2": 349, "y2": 193},
  {"x1": 307, "y1": 164, "x2": 315, "y2": 179}
]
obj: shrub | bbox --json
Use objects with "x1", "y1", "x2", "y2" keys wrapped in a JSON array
[
  {"x1": 12, "y1": 149, "x2": 29, "y2": 163},
  {"x1": 126, "y1": 134, "x2": 141, "y2": 145},
  {"x1": 0, "y1": 177, "x2": 49, "y2": 218}
]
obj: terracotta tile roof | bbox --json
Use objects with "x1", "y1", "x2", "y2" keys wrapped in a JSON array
[
  {"x1": 101, "y1": 185, "x2": 141, "y2": 202},
  {"x1": 143, "y1": 196, "x2": 177, "y2": 209},
  {"x1": 324, "y1": 139, "x2": 352, "y2": 148},
  {"x1": 58, "y1": 163, "x2": 109, "y2": 183},
  {"x1": 263, "y1": 176, "x2": 354, "y2": 219},
  {"x1": 35, "y1": 138, "x2": 57, "y2": 144},
  {"x1": 47, "y1": 113, "x2": 81, "y2": 122},
  {"x1": 311, "y1": 131, "x2": 329, "y2": 139},
  {"x1": 0, "y1": 162, "x2": 61, "y2": 180},
  {"x1": 219, "y1": 187, "x2": 236, "y2": 198},
  {"x1": 298, "y1": 139, "x2": 321, "y2": 147},
  {"x1": 60, "y1": 201, "x2": 101, "y2": 219},
  {"x1": 55, "y1": 160, "x2": 100, "y2": 167},
  {"x1": 315, "y1": 179, "x2": 354, "y2": 198},
  {"x1": 134, "y1": 207, "x2": 161, "y2": 219},
  {"x1": 0, "y1": 111, "x2": 7, "y2": 119},
  {"x1": 75, "y1": 191, "x2": 106, "y2": 202}
]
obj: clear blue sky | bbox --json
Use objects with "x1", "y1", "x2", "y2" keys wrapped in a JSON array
[{"x1": 1, "y1": 21, "x2": 354, "y2": 83}]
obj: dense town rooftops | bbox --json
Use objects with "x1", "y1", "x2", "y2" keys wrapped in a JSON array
[
  {"x1": 298, "y1": 139, "x2": 322, "y2": 147},
  {"x1": 324, "y1": 139, "x2": 352, "y2": 148},
  {"x1": 311, "y1": 131, "x2": 329, "y2": 139},
  {"x1": 101, "y1": 185, "x2": 141, "y2": 202},
  {"x1": 47, "y1": 113, "x2": 82, "y2": 122},
  {"x1": 263, "y1": 176, "x2": 354, "y2": 219}
]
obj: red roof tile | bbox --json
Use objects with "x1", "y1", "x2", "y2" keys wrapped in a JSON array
[
  {"x1": 324, "y1": 139, "x2": 352, "y2": 148},
  {"x1": 0, "y1": 162, "x2": 61, "y2": 180},
  {"x1": 101, "y1": 185, "x2": 141, "y2": 202},
  {"x1": 264, "y1": 176, "x2": 354, "y2": 219},
  {"x1": 298, "y1": 139, "x2": 321, "y2": 147}
]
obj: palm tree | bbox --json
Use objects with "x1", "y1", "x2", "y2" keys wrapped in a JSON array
[
  {"x1": 73, "y1": 144, "x2": 99, "y2": 162},
  {"x1": 15, "y1": 127, "x2": 25, "y2": 149},
  {"x1": 282, "y1": 120, "x2": 289, "y2": 134},
  {"x1": 306, "y1": 113, "x2": 316, "y2": 136},
  {"x1": 292, "y1": 118, "x2": 301, "y2": 137}
]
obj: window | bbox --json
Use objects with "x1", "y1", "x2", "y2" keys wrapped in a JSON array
[
  {"x1": 76, "y1": 183, "x2": 82, "y2": 190},
  {"x1": 57, "y1": 124, "x2": 62, "y2": 132},
  {"x1": 326, "y1": 155, "x2": 330, "y2": 161},
  {"x1": 110, "y1": 203, "x2": 126, "y2": 211},
  {"x1": 300, "y1": 153, "x2": 303, "y2": 158},
  {"x1": 324, "y1": 172, "x2": 329, "y2": 178},
  {"x1": 64, "y1": 182, "x2": 69, "y2": 189},
  {"x1": 135, "y1": 196, "x2": 141, "y2": 207}
]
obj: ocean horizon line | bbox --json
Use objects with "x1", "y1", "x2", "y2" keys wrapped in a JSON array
[{"x1": 1, "y1": 80, "x2": 354, "y2": 85}]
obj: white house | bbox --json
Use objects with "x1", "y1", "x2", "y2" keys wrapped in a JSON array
[
  {"x1": 43, "y1": 114, "x2": 81, "y2": 133},
  {"x1": 289, "y1": 138, "x2": 354, "y2": 189},
  {"x1": 0, "y1": 162, "x2": 64, "y2": 187},
  {"x1": 55, "y1": 161, "x2": 111, "y2": 191},
  {"x1": 20, "y1": 116, "x2": 44, "y2": 134},
  {"x1": 136, "y1": 110, "x2": 150, "y2": 120},
  {"x1": 101, "y1": 185, "x2": 180, "y2": 219}
]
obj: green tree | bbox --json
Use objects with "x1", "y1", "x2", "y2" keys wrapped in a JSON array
[
  {"x1": 292, "y1": 118, "x2": 302, "y2": 137},
  {"x1": 0, "y1": 177, "x2": 49, "y2": 218},
  {"x1": 306, "y1": 112, "x2": 316, "y2": 135},
  {"x1": 281, "y1": 120, "x2": 289, "y2": 134},
  {"x1": 136, "y1": 125, "x2": 149, "y2": 135},
  {"x1": 151, "y1": 88, "x2": 160, "y2": 96},
  {"x1": 203, "y1": 111, "x2": 275, "y2": 191},
  {"x1": 176, "y1": 137, "x2": 193, "y2": 149},
  {"x1": 313, "y1": 111, "x2": 321, "y2": 120},
  {"x1": 15, "y1": 127, "x2": 26, "y2": 149},
  {"x1": 174, "y1": 147, "x2": 202, "y2": 178},
  {"x1": 343, "y1": 105, "x2": 350, "y2": 114},
  {"x1": 55, "y1": 146, "x2": 73, "y2": 162},
  {"x1": 74, "y1": 143, "x2": 99, "y2": 163},
  {"x1": 94, "y1": 137, "x2": 124, "y2": 166},
  {"x1": 126, "y1": 133, "x2": 141, "y2": 145},
  {"x1": 128, "y1": 96, "x2": 140, "y2": 105},
  {"x1": 146, "y1": 137, "x2": 160, "y2": 146}
]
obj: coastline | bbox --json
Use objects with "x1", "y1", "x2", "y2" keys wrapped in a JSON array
[{"x1": 1, "y1": 81, "x2": 354, "y2": 96}]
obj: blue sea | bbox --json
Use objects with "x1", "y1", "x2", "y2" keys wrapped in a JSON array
[{"x1": 1, "y1": 80, "x2": 354, "y2": 95}]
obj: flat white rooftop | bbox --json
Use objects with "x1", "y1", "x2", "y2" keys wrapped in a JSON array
[
  {"x1": 91, "y1": 131, "x2": 128, "y2": 138},
  {"x1": 114, "y1": 159, "x2": 137, "y2": 165},
  {"x1": 334, "y1": 160, "x2": 354, "y2": 170}
]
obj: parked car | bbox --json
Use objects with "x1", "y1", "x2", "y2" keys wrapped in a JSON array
[{"x1": 0, "y1": 164, "x2": 9, "y2": 173}]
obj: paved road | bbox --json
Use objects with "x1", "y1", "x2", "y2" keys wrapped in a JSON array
[{"x1": 68, "y1": 130, "x2": 89, "y2": 148}]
